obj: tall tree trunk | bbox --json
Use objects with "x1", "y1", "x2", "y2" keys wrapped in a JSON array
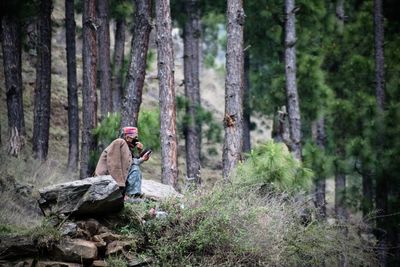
[
  {"x1": 183, "y1": 0, "x2": 201, "y2": 184},
  {"x1": 155, "y1": 0, "x2": 178, "y2": 188},
  {"x1": 373, "y1": 0, "x2": 388, "y2": 264},
  {"x1": 374, "y1": 0, "x2": 385, "y2": 111},
  {"x1": 121, "y1": 0, "x2": 152, "y2": 127},
  {"x1": 1, "y1": 15, "x2": 25, "y2": 157},
  {"x1": 111, "y1": 18, "x2": 126, "y2": 113},
  {"x1": 65, "y1": 0, "x2": 79, "y2": 172},
  {"x1": 243, "y1": 49, "x2": 251, "y2": 153},
  {"x1": 33, "y1": 0, "x2": 52, "y2": 161},
  {"x1": 223, "y1": 0, "x2": 245, "y2": 180},
  {"x1": 80, "y1": 0, "x2": 98, "y2": 178},
  {"x1": 312, "y1": 117, "x2": 326, "y2": 220},
  {"x1": 336, "y1": 0, "x2": 345, "y2": 34},
  {"x1": 333, "y1": 0, "x2": 348, "y2": 225},
  {"x1": 361, "y1": 168, "x2": 373, "y2": 215},
  {"x1": 335, "y1": 147, "x2": 348, "y2": 220},
  {"x1": 97, "y1": 0, "x2": 112, "y2": 117},
  {"x1": 284, "y1": 0, "x2": 302, "y2": 161}
]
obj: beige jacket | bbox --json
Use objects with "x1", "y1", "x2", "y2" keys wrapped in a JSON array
[{"x1": 95, "y1": 138, "x2": 132, "y2": 187}]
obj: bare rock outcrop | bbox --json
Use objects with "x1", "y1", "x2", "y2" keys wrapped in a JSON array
[{"x1": 38, "y1": 176, "x2": 124, "y2": 216}]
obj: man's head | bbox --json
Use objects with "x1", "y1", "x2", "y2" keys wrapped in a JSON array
[{"x1": 122, "y1": 126, "x2": 138, "y2": 145}]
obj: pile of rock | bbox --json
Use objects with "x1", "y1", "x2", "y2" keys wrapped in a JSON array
[
  {"x1": 0, "y1": 176, "x2": 181, "y2": 266},
  {"x1": 0, "y1": 218, "x2": 150, "y2": 266}
]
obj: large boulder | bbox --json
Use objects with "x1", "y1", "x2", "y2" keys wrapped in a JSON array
[
  {"x1": 141, "y1": 179, "x2": 182, "y2": 200},
  {"x1": 0, "y1": 235, "x2": 38, "y2": 260},
  {"x1": 38, "y1": 176, "x2": 124, "y2": 216}
]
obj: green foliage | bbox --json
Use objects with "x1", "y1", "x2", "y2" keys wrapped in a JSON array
[
  {"x1": 105, "y1": 255, "x2": 128, "y2": 267},
  {"x1": 302, "y1": 141, "x2": 333, "y2": 181},
  {"x1": 110, "y1": 0, "x2": 134, "y2": 19},
  {"x1": 201, "y1": 12, "x2": 226, "y2": 68},
  {"x1": 234, "y1": 141, "x2": 313, "y2": 192},
  {"x1": 176, "y1": 96, "x2": 222, "y2": 144},
  {"x1": 93, "y1": 113, "x2": 122, "y2": 148},
  {"x1": 138, "y1": 109, "x2": 161, "y2": 151}
]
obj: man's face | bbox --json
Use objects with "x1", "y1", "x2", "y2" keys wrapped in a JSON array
[{"x1": 126, "y1": 135, "x2": 138, "y2": 145}]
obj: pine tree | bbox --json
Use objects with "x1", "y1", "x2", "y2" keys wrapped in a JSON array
[
  {"x1": 121, "y1": 0, "x2": 152, "y2": 127},
  {"x1": 80, "y1": 0, "x2": 98, "y2": 178},
  {"x1": 373, "y1": 0, "x2": 388, "y2": 263},
  {"x1": 1, "y1": 12, "x2": 25, "y2": 156},
  {"x1": 111, "y1": 18, "x2": 126, "y2": 112},
  {"x1": 284, "y1": 0, "x2": 301, "y2": 161},
  {"x1": 97, "y1": 0, "x2": 112, "y2": 117},
  {"x1": 223, "y1": 0, "x2": 245, "y2": 180},
  {"x1": 183, "y1": 0, "x2": 201, "y2": 184},
  {"x1": 65, "y1": 0, "x2": 79, "y2": 172},
  {"x1": 33, "y1": 0, "x2": 52, "y2": 161},
  {"x1": 156, "y1": 0, "x2": 178, "y2": 188}
]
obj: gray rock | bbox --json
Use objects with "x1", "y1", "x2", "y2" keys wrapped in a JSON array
[
  {"x1": 52, "y1": 238, "x2": 98, "y2": 263},
  {"x1": 60, "y1": 222, "x2": 77, "y2": 237},
  {"x1": 105, "y1": 240, "x2": 132, "y2": 256},
  {"x1": 38, "y1": 176, "x2": 124, "y2": 216},
  {"x1": 141, "y1": 179, "x2": 182, "y2": 201},
  {"x1": 92, "y1": 260, "x2": 107, "y2": 267},
  {"x1": 0, "y1": 235, "x2": 38, "y2": 260},
  {"x1": 36, "y1": 261, "x2": 82, "y2": 267},
  {"x1": 0, "y1": 259, "x2": 34, "y2": 267}
]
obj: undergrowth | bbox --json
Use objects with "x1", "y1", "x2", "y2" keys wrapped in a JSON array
[{"x1": 119, "y1": 141, "x2": 377, "y2": 266}]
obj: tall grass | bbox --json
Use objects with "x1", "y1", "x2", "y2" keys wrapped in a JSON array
[{"x1": 0, "y1": 146, "x2": 74, "y2": 230}]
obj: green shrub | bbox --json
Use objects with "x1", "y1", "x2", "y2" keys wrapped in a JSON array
[{"x1": 233, "y1": 141, "x2": 313, "y2": 191}]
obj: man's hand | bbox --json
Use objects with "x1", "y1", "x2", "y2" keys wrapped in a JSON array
[
  {"x1": 141, "y1": 151, "x2": 150, "y2": 161},
  {"x1": 136, "y1": 142, "x2": 143, "y2": 150}
]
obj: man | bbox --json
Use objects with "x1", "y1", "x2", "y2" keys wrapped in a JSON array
[{"x1": 95, "y1": 126, "x2": 150, "y2": 198}]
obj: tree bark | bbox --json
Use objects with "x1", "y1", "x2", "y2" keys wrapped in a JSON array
[
  {"x1": 335, "y1": 147, "x2": 348, "y2": 220},
  {"x1": 65, "y1": 0, "x2": 79, "y2": 172},
  {"x1": 243, "y1": 49, "x2": 251, "y2": 153},
  {"x1": 361, "y1": 168, "x2": 373, "y2": 215},
  {"x1": 223, "y1": 0, "x2": 244, "y2": 180},
  {"x1": 155, "y1": 0, "x2": 178, "y2": 188},
  {"x1": 80, "y1": 0, "x2": 98, "y2": 178},
  {"x1": 33, "y1": 0, "x2": 52, "y2": 161},
  {"x1": 336, "y1": 0, "x2": 345, "y2": 34},
  {"x1": 373, "y1": 0, "x2": 388, "y2": 264},
  {"x1": 121, "y1": 0, "x2": 152, "y2": 127},
  {"x1": 284, "y1": 0, "x2": 302, "y2": 161},
  {"x1": 97, "y1": 0, "x2": 112, "y2": 117},
  {"x1": 1, "y1": 15, "x2": 25, "y2": 156},
  {"x1": 111, "y1": 18, "x2": 126, "y2": 113},
  {"x1": 312, "y1": 117, "x2": 326, "y2": 220},
  {"x1": 183, "y1": 0, "x2": 201, "y2": 184}
]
